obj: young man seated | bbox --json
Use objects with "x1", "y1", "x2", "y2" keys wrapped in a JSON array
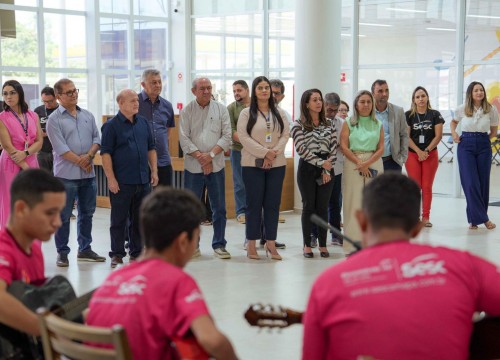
[
  {"x1": 0, "y1": 169, "x2": 66, "y2": 336},
  {"x1": 86, "y1": 187, "x2": 238, "y2": 360},
  {"x1": 303, "y1": 173, "x2": 500, "y2": 360}
]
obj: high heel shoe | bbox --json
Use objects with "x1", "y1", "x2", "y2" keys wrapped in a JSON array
[
  {"x1": 247, "y1": 252, "x2": 260, "y2": 260},
  {"x1": 264, "y1": 243, "x2": 282, "y2": 261},
  {"x1": 319, "y1": 247, "x2": 329, "y2": 258},
  {"x1": 303, "y1": 246, "x2": 314, "y2": 258}
]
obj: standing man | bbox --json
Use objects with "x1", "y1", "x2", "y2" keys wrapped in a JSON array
[
  {"x1": 269, "y1": 79, "x2": 289, "y2": 226},
  {"x1": 138, "y1": 69, "x2": 175, "y2": 186},
  {"x1": 227, "y1": 80, "x2": 250, "y2": 225},
  {"x1": 33, "y1": 86, "x2": 58, "y2": 172},
  {"x1": 101, "y1": 89, "x2": 158, "y2": 268},
  {"x1": 46, "y1": 78, "x2": 106, "y2": 267},
  {"x1": 371, "y1": 79, "x2": 408, "y2": 172},
  {"x1": 179, "y1": 77, "x2": 232, "y2": 259}
]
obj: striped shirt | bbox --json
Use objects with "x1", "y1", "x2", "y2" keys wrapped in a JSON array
[{"x1": 291, "y1": 119, "x2": 338, "y2": 175}]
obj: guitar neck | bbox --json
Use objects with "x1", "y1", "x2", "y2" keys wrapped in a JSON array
[{"x1": 54, "y1": 289, "x2": 95, "y2": 321}]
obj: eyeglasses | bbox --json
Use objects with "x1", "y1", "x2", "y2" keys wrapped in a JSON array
[
  {"x1": 2, "y1": 91, "x2": 17, "y2": 97},
  {"x1": 272, "y1": 91, "x2": 282, "y2": 96},
  {"x1": 338, "y1": 109, "x2": 348, "y2": 113},
  {"x1": 61, "y1": 88, "x2": 79, "y2": 97},
  {"x1": 43, "y1": 99, "x2": 57, "y2": 105}
]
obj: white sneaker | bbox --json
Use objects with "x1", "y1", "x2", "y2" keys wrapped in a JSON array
[
  {"x1": 191, "y1": 248, "x2": 201, "y2": 259},
  {"x1": 214, "y1": 248, "x2": 231, "y2": 259},
  {"x1": 237, "y1": 214, "x2": 246, "y2": 224}
]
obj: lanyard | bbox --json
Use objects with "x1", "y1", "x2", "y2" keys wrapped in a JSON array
[
  {"x1": 11, "y1": 110, "x2": 29, "y2": 138},
  {"x1": 416, "y1": 111, "x2": 427, "y2": 135},
  {"x1": 258, "y1": 110, "x2": 271, "y2": 131}
]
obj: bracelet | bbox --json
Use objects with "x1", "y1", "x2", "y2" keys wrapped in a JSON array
[
  {"x1": 25, "y1": 150, "x2": 29, "y2": 156},
  {"x1": 87, "y1": 152, "x2": 95, "y2": 160},
  {"x1": 424, "y1": 148, "x2": 430, "y2": 153}
]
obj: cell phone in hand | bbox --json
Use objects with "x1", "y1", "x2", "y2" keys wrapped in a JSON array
[{"x1": 255, "y1": 158, "x2": 264, "y2": 168}]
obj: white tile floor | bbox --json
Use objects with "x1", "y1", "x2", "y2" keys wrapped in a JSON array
[{"x1": 42, "y1": 195, "x2": 500, "y2": 360}]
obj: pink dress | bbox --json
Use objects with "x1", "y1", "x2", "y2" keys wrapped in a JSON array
[{"x1": 0, "y1": 110, "x2": 39, "y2": 229}]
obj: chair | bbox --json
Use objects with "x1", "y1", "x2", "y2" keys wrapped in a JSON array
[
  {"x1": 439, "y1": 135, "x2": 454, "y2": 163},
  {"x1": 491, "y1": 137, "x2": 500, "y2": 166},
  {"x1": 37, "y1": 308, "x2": 132, "y2": 360}
]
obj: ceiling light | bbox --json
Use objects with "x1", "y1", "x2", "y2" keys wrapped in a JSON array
[
  {"x1": 359, "y1": 22, "x2": 393, "y2": 27},
  {"x1": 386, "y1": 7, "x2": 427, "y2": 13},
  {"x1": 467, "y1": 14, "x2": 500, "y2": 19},
  {"x1": 426, "y1": 27, "x2": 455, "y2": 31}
]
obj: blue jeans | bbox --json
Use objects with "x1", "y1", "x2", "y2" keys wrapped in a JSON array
[
  {"x1": 55, "y1": 177, "x2": 97, "y2": 255},
  {"x1": 230, "y1": 149, "x2": 246, "y2": 216},
  {"x1": 184, "y1": 169, "x2": 227, "y2": 249},
  {"x1": 382, "y1": 156, "x2": 402, "y2": 172},
  {"x1": 109, "y1": 183, "x2": 151, "y2": 258},
  {"x1": 242, "y1": 166, "x2": 285, "y2": 241}
]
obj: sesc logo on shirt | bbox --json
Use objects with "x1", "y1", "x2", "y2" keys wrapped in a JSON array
[
  {"x1": 117, "y1": 275, "x2": 147, "y2": 296},
  {"x1": 400, "y1": 253, "x2": 447, "y2": 279},
  {"x1": 185, "y1": 289, "x2": 203, "y2": 303}
]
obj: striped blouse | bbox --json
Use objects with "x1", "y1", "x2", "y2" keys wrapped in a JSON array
[{"x1": 291, "y1": 119, "x2": 338, "y2": 175}]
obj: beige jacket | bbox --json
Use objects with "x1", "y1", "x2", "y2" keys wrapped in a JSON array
[{"x1": 237, "y1": 107, "x2": 290, "y2": 167}]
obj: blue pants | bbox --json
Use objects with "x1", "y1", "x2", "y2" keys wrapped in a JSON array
[
  {"x1": 312, "y1": 173, "x2": 342, "y2": 241},
  {"x1": 230, "y1": 149, "x2": 246, "y2": 217},
  {"x1": 457, "y1": 132, "x2": 492, "y2": 225},
  {"x1": 109, "y1": 183, "x2": 151, "y2": 258},
  {"x1": 382, "y1": 156, "x2": 402, "y2": 172},
  {"x1": 55, "y1": 177, "x2": 96, "y2": 255},
  {"x1": 242, "y1": 166, "x2": 285, "y2": 241},
  {"x1": 184, "y1": 169, "x2": 227, "y2": 249}
]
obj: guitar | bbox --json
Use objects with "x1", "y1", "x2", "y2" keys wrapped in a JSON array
[
  {"x1": 244, "y1": 304, "x2": 500, "y2": 359},
  {"x1": 0, "y1": 275, "x2": 94, "y2": 360}
]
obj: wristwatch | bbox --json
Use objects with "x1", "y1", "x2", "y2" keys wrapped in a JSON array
[
  {"x1": 209, "y1": 151, "x2": 215, "y2": 159},
  {"x1": 87, "y1": 152, "x2": 95, "y2": 160},
  {"x1": 24, "y1": 150, "x2": 29, "y2": 156}
]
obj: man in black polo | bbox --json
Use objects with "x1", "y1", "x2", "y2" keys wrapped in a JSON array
[
  {"x1": 101, "y1": 89, "x2": 159, "y2": 268},
  {"x1": 33, "y1": 86, "x2": 59, "y2": 172}
]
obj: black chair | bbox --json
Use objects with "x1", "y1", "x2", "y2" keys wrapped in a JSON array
[{"x1": 439, "y1": 136, "x2": 454, "y2": 163}]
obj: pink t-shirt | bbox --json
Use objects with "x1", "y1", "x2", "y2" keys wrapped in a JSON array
[
  {"x1": 303, "y1": 241, "x2": 500, "y2": 360},
  {"x1": 0, "y1": 228, "x2": 44, "y2": 285},
  {"x1": 86, "y1": 258, "x2": 210, "y2": 360}
]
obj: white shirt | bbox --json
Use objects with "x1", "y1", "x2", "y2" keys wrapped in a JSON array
[
  {"x1": 455, "y1": 104, "x2": 499, "y2": 133},
  {"x1": 179, "y1": 100, "x2": 231, "y2": 173}
]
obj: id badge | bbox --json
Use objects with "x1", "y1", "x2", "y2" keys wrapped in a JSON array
[
  {"x1": 419, "y1": 135, "x2": 425, "y2": 144},
  {"x1": 24, "y1": 141, "x2": 29, "y2": 151},
  {"x1": 265, "y1": 132, "x2": 272, "y2": 143}
]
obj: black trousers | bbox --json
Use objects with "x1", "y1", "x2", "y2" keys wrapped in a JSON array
[{"x1": 297, "y1": 158, "x2": 334, "y2": 247}]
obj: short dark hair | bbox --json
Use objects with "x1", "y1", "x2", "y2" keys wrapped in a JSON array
[
  {"x1": 140, "y1": 188, "x2": 205, "y2": 252},
  {"x1": 10, "y1": 169, "x2": 65, "y2": 212},
  {"x1": 40, "y1": 86, "x2": 55, "y2": 97},
  {"x1": 362, "y1": 173, "x2": 421, "y2": 233},
  {"x1": 269, "y1": 79, "x2": 285, "y2": 94},
  {"x1": 371, "y1": 79, "x2": 388, "y2": 94},
  {"x1": 2, "y1": 80, "x2": 29, "y2": 113},
  {"x1": 53, "y1": 78, "x2": 74, "y2": 96},
  {"x1": 232, "y1": 80, "x2": 249, "y2": 89}
]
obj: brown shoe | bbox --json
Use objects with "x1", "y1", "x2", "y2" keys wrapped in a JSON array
[{"x1": 110, "y1": 256, "x2": 123, "y2": 268}]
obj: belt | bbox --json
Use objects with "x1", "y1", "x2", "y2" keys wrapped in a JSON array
[{"x1": 382, "y1": 156, "x2": 392, "y2": 162}]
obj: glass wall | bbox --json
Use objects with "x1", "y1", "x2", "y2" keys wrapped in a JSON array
[{"x1": 0, "y1": 0, "x2": 170, "y2": 118}]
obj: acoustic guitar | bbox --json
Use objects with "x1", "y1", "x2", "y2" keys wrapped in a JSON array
[
  {"x1": 244, "y1": 304, "x2": 500, "y2": 360},
  {"x1": 0, "y1": 275, "x2": 94, "y2": 360}
]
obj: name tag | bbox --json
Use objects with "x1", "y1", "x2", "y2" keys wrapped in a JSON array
[
  {"x1": 419, "y1": 135, "x2": 425, "y2": 144},
  {"x1": 265, "y1": 132, "x2": 272, "y2": 143}
]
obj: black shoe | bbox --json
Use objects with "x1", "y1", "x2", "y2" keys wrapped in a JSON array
[
  {"x1": 110, "y1": 256, "x2": 123, "y2": 268},
  {"x1": 56, "y1": 253, "x2": 69, "y2": 267},
  {"x1": 310, "y1": 234, "x2": 318, "y2": 248},
  {"x1": 77, "y1": 250, "x2": 106, "y2": 262},
  {"x1": 331, "y1": 238, "x2": 343, "y2": 246},
  {"x1": 303, "y1": 252, "x2": 314, "y2": 259},
  {"x1": 275, "y1": 242, "x2": 286, "y2": 249},
  {"x1": 260, "y1": 239, "x2": 266, "y2": 246},
  {"x1": 320, "y1": 251, "x2": 330, "y2": 258}
]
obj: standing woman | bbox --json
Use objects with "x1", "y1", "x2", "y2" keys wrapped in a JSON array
[
  {"x1": 0, "y1": 80, "x2": 43, "y2": 228},
  {"x1": 292, "y1": 89, "x2": 337, "y2": 258},
  {"x1": 451, "y1": 81, "x2": 499, "y2": 230},
  {"x1": 341, "y1": 90, "x2": 384, "y2": 243},
  {"x1": 338, "y1": 100, "x2": 350, "y2": 120},
  {"x1": 237, "y1": 76, "x2": 289, "y2": 260},
  {"x1": 405, "y1": 86, "x2": 444, "y2": 228}
]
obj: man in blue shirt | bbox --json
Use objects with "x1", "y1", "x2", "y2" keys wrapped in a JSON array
[
  {"x1": 138, "y1": 69, "x2": 175, "y2": 186},
  {"x1": 101, "y1": 89, "x2": 158, "y2": 268},
  {"x1": 46, "y1": 78, "x2": 105, "y2": 267}
]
